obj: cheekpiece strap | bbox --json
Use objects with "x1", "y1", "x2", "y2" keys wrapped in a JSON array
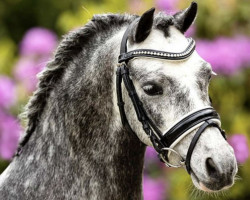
[{"x1": 116, "y1": 63, "x2": 165, "y2": 153}]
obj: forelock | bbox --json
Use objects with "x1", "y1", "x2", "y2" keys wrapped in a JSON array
[{"x1": 153, "y1": 12, "x2": 175, "y2": 37}]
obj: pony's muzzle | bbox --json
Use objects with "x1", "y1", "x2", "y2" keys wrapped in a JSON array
[{"x1": 200, "y1": 155, "x2": 237, "y2": 191}]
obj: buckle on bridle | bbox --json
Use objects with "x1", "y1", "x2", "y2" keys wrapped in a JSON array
[{"x1": 117, "y1": 62, "x2": 126, "y2": 68}]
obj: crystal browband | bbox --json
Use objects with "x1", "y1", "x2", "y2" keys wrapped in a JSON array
[{"x1": 118, "y1": 38, "x2": 195, "y2": 63}]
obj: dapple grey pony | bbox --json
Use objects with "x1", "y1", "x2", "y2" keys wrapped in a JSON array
[{"x1": 0, "y1": 2, "x2": 237, "y2": 199}]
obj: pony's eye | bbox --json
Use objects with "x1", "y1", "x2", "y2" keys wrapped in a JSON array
[{"x1": 142, "y1": 84, "x2": 163, "y2": 96}]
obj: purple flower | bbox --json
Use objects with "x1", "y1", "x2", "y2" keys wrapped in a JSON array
[
  {"x1": 14, "y1": 57, "x2": 47, "y2": 92},
  {"x1": 156, "y1": 0, "x2": 179, "y2": 13},
  {"x1": 145, "y1": 147, "x2": 165, "y2": 169},
  {"x1": 228, "y1": 134, "x2": 249, "y2": 164},
  {"x1": 129, "y1": 0, "x2": 147, "y2": 13},
  {"x1": 185, "y1": 25, "x2": 196, "y2": 37},
  {"x1": 143, "y1": 175, "x2": 166, "y2": 200},
  {"x1": 145, "y1": 146, "x2": 158, "y2": 160},
  {"x1": 145, "y1": 147, "x2": 161, "y2": 168},
  {"x1": 235, "y1": 36, "x2": 250, "y2": 68},
  {"x1": 196, "y1": 37, "x2": 250, "y2": 75},
  {"x1": 20, "y1": 27, "x2": 57, "y2": 56},
  {"x1": 0, "y1": 111, "x2": 22, "y2": 160},
  {"x1": 0, "y1": 76, "x2": 16, "y2": 109}
]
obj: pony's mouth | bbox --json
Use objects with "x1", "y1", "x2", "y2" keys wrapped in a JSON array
[
  {"x1": 191, "y1": 171, "x2": 215, "y2": 192},
  {"x1": 190, "y1": 171, "x2": 234, "y2": 192}
]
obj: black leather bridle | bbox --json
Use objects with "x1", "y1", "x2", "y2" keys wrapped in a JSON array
[{"x1": 116, "y1": 24, "x2": 226, "y2": 174}]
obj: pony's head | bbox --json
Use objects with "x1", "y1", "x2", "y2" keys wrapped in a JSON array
[{"x1": 119, "y1": 2, "x2": 237, "y2": 192}]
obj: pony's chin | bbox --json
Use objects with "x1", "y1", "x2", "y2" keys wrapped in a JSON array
[
  {"x1": 198, "y1": 182, "x2": 216, "y2": 192},
  {"x1": 190, "y1": 172, "x2": 234, "y2": 192}
]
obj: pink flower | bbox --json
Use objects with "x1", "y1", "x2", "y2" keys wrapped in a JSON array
[
  {"x1": 14, "y1": 57, "x2": 47, "y2": 92},
  {"x1": 145, "y1": 146, "x2": 158, "y2": 160},
  {"x1": 129, "y1": 0, "x2": 147, "y2": 13},
  {"x1": 20, "y1": 27, "x2": 57, "y2": 56},
  {"x1": 144, "y1": 146, "x2": 163, "y2": 168},
  {"x1": 156, "y1": 0, "x2": 179, "y2": 13},
  {"x1": 0, "y1": 76, "x2": 16, "y2": 109},
  {"x1": 185, "y1": 25, "x2": 196, "y2": 37},
  {"x1": 196, "y1": 36, "x2": 250, "y2": 75},
  {"x1": 143, "y1": 175, "x2": 166, "y2": 200},
  {"x1": 236, "y1": 36, "x2": 250, "y2": 68},
  {"x1": 0, "y1": 111, "x2": 22, "y2": 160},
  {"x1": 15, "y1": 27, "x2": 57, "y2": 92},
  {"x1": 145, "y1": 147, "x2": 166, "y2": 169},
  {"x1": 228, "y1": 134, "x2": 249, "y2": 164}
]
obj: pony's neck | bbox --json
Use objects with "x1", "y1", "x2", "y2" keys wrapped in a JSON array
[
  {"x1": 20, "y1": 108, "x2": 146, "y2": 199},
  {"x1": 3, "y1": 26, "x2": 146, "y2": 199}
]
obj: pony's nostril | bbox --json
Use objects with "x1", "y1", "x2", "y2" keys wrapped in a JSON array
[{"x1": 206, "y1": 158, "x2": 220, "y2": 178}]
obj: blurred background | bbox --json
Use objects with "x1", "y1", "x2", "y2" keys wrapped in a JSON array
[{"x1": 0, "y1": 0, "x2": 249, "y2": 199}]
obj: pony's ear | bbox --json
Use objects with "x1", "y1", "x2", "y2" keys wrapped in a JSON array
[
  {"x1": 173, "y1": 2, "x2": 197, "y2": 33},
  {"x1": 134, "y1": 7, "x2": 155, "y2": 43}
]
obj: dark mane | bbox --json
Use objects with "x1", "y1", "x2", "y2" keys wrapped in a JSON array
[{"x1": 16, "y1": 13, "x2": 137, "y2": 153}]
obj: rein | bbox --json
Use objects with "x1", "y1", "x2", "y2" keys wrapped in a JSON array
[{"x1": 116, "y1": 24, "x2": 226, "y2": 174}]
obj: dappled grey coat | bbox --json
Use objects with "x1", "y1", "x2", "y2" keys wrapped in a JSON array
[{"x1": 0, "y1": 4, "x2": 199, "y2": 200}]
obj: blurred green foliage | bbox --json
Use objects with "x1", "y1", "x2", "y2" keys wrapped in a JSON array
[
  {"x1": 179, "y1": 0, "x2": 250, "y2": 38},
  {"x1": 0, "y1": 0, "x2": 82, "y2": 42},
  {"x1": 0, "y1": 0, "x2": 129, "y2": 75}
]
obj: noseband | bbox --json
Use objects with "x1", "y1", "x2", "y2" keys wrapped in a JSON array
[{"x1": 116, "y1": 24, "x2": 226, "y2": 174}]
